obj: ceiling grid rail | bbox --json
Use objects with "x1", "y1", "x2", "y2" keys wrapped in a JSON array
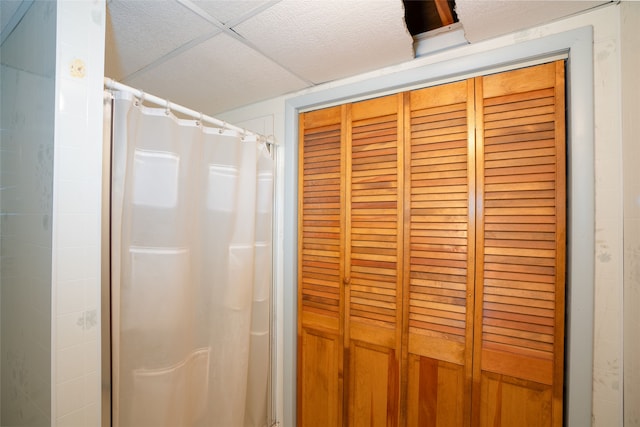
[{"x1": 123, "y1": 0, "x2": 315, "y2": 85}]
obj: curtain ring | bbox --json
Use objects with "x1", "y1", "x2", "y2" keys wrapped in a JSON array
[
  {"x1": 197, "y1": 112, "x2": 203, "y2": 127},
  {"x1": 165, "y1": 99, "x2": 171, "y2": 116},
  {"x1": 266, "y1": 135, "x2": 275, "y2": 155},
  {"x1": 106, "y1": 78, "x2": 116, "y2": 99},
  {"x1": 135, "y1": 90, "x2": 145, "y2": 107}
]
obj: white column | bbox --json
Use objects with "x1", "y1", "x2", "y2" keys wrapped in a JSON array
[{"x1": 52, "y1": 1, "x2": 106, "y2": 425}]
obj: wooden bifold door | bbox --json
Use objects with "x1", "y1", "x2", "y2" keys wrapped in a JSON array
[{"x1": 298, "y1": 61, "x2": 566, "y2": 427}]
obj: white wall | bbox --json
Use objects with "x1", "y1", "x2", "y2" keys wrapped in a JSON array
[
  {"x1": 2, "y1": 1, "x2": 106, "y2": 426},
  {"x1": 621, "y1": 2, "x2": 640, "y2": 425},
  {"x1": 219, "y1": 3, "x2": 631, "y2": 426},
  {"x1": 0, "y1": 1, "x2": 56, "y2": 424},
  {"x1": 51, "y1": 1, "x2": 106, "y2": 425}
]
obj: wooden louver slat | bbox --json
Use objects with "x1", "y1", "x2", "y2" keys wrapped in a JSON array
[
  {"x1": 300, "y1": 121, "x2": 342, "y2": 318},
  {"x1": 349, "y1": 109, "x2": 401, "y2": 330},
  {"x1": 481, "y1": 85, "x2": 558, "y2": 365},
  {"x1": 407, "y1": 80, "x2": 473, "y2": 347}
]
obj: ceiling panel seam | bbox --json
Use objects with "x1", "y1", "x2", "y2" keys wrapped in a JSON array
[
  {"x1": 221, "y1": 27, "x2": 314, "y2": 86},
  {"x1": 223, "y1": 0, "x2": 282, "y2": 29},
  {"x1": 177, "y1": 0, "x2": 313, "y2": 86},
  {"x1": 122, "y1": 29, "x2": 223, "y2": 82},
  {"x1": 0, "y1": 0, "x2": 34, "y2": 46},
  {"x1": 122, "y1": 0, "x2": 313, "y2": 87},
  {"x1": 177, "y1": 0, "x2": 233, "y2": 30}
]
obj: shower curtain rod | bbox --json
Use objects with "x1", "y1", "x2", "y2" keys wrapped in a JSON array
[{"x1": 104, "y1": 78, "x2": 273, "y2": 145}]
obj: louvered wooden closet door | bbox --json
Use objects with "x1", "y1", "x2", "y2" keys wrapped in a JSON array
[
  {"x1": 297, "y1": 61, "x2": 566, "y2": 427},
  {"x1": 298, "y1": 106, "x2": 345, "y2": 426},
  {"x1": 472, "y1": 61, "x2": 566, "y2": 427},
  {"x1": 346, "y1": 94, "x2": 404, "y2": 426},
  {"x1": 405, "y1": 80, "x2": 475, "y2": 427}
]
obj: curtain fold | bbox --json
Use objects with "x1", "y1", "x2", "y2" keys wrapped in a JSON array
[{"x1": 111, "y1": 92, "x2": 273, "y2": 427}]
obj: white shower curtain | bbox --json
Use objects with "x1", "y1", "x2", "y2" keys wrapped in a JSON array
[{"x1": 110, "y1": 92, "x2": 274, "y2": 427}]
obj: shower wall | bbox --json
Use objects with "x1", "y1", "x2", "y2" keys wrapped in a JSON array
[
  {"x1": 50, "y1": 1, "x2": 106, "y2": 425},
  {"x1": 1, "y1": 1, "x2": 106, "y2": 425},
  {"x1": 0, "y1": 1, "x2": 57, "y2": 425}
]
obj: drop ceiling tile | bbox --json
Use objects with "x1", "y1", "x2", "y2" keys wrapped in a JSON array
[
  {"x1": 1, "y1": 1, "x2": 55, "y2": 76},
  {"x1": 192, "y1": 0, "x2": 274, "y2": 26},
  {"x1": 455, "y1": 0, "x2": 610, "y2": 42},
  {"x1": 125, "y1": 33, "x2": 309, "y2": 115},
  {"x1": 233, "y1": 0, "x2": 414, "y2": 84},
  {"x1": 1, "y1": 0, "x2": 22, "y2": 34},
  {"x1": 105, "y1": 0, "x2": 217, "y2": 80}
]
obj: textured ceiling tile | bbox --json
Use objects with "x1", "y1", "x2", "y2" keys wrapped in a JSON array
[
  {"x1": 1, "y1": 1, "x2": 56, "y2": 76},
  {"x1": 0, "y1": 0, "x2": 22, "y2": 34},
  {"x1": 125, "y1": 33, "x2": 308, "y2": 115},
  {"x1": 105, "y1": 0, "x2": 216, "y2": 80},
  {"x1": 455, "y1": 0, "x2": 610, "y2": 42},
  {"x1": 233, "y1": 0, "x2": 414, "y2": 84},
  {"x1": 192, "y1": 0, "x2": 273, "y2": 25}
]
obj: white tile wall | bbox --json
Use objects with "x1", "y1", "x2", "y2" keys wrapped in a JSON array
[
  {"x1": 0, "y1": 1, "x2": 56, "y2": 425},
  {"x1": 52, "y1": 1, "x2": 106, "y2": 425}
]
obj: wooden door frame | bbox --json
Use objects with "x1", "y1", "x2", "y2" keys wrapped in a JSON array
[{"x1": 285, "y1": 26, "x2": 595, "y2": 427}]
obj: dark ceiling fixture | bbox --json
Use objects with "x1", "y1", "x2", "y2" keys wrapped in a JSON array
[{"x1": 403, "y1": 0, "x2": 458, "y2": 36}]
